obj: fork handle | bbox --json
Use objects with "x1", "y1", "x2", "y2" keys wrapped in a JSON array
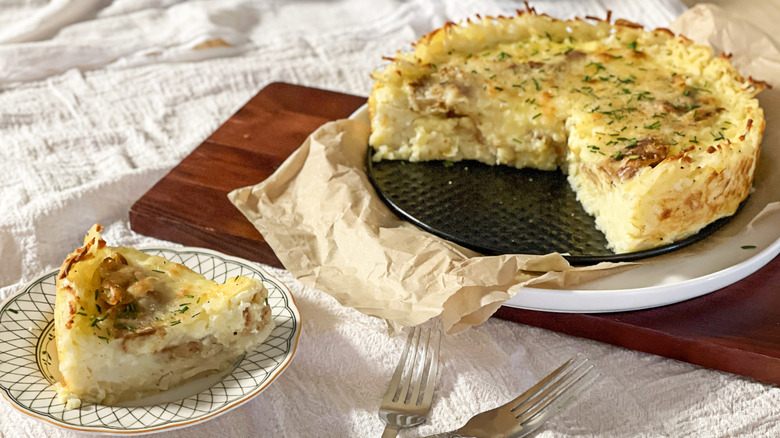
[
  {"x1": 381, "y1": 425, "x2": 400, "y2": 438},
  {"x1": 421, "y1": 433, "x2": 474, "y2": 437}
]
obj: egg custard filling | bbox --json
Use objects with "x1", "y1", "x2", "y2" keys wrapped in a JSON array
[
  {"x1": 368, "y1": 11, "x2": 765, "y2": 253},
  {"x1": 54, "y1": 224, "x2": 274, "y2": 408}
]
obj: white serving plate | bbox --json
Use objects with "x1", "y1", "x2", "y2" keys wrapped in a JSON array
[{"x1": 351, "y1": 104, "x2": 780, "y2": 313}]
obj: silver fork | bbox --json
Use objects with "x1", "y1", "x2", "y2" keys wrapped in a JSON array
[
  {"x1": 379, "y1": 326, "x2": 442, "y2": 438},
  {"x1": 425, "y1": 354, "x2": 598, "y2": 438}
]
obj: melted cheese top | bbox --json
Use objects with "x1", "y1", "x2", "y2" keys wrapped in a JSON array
[
  {"x1": 60, "y1": 246, "x2": 265, "y2": 340},
  {"x1": 368, "y1": 12, "x2": 764, "y2": 253},
  {"x1": 369, "y1": 13, "x2": 760, "y2": 178}
]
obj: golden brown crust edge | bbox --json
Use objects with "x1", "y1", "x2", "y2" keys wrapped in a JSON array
[
  {"x1": 55, "y1": 224, "x2": 105, "y2": 332},
  {"x1": 57, "y1": 224, "x2": 105, "y2": 281}
]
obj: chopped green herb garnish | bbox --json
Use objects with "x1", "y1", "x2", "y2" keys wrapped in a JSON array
[
  {"x1": 636, "y1": 91, "x2": 654, "y2": 101},
  {"x1": 443, "y1": 161, "x2": 454, "y2": 167},
  {"x1": 585, "y1": 61, "x2": 605, "y2": 73},
  {"x1": 644, "y1": 121, "x2": 661, "y2": 130},
  {"x1": 91, "y1": 314, "x2": 108, "y2": 327},
  {"x1": 8, "y1": 308, "x2": 18, "y2": 314},
  {"x1": 598, "y1": 106, "x2": 637, "y2": 121},
  {"x1": 118, "y1": 301, "x2": 138, "y2": 319},
  {"x1": 512, "y1": 138, "x2": 523, "y2": 144},
  {"x1": 627, "y1": 41, "x2": 638, "y2": 50},
  {"x1": 152, "y1": 269, "x2": 165, "y2": 274},
  {"x1": 98, "y1": 336, "x2": 110, "y2": 343},
  {"x1": 741, "y1": 245, "x2": 757, "y2": 249},
  {"x1": 171, "y1": 320, "x2": 181, "y2": 326},
  {"x1": 532, "y1": 113, "x2": 542, "y2": 119}
]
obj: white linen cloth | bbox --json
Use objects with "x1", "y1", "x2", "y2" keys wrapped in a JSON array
[{"x1": 0, "y1": 1, "x2": 777, "y2": 437}]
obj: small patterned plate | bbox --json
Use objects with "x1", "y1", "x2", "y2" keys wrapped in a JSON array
[{"x1": 0, "y1": 247, "x2": 301, "y2": 435}]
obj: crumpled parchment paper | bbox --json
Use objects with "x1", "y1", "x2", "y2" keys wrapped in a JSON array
[{"x1": 229, "y1": 4, "x2": 780, "y2": 334}]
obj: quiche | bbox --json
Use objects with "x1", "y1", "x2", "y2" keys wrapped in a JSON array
[
  {"x1": 368, "y1": 10, "x2": 766, "y2": 254},
  {"x1": 54, "y1": 225, "x2": 275, "y2": 407}
]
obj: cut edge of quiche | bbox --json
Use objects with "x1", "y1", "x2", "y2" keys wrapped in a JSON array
[
  {"x1": 54, "y1": 224, "x2": 275, "y2": 408},
  {"x1": 368, "y1": 9, "x2": 767, "y2": 254}
]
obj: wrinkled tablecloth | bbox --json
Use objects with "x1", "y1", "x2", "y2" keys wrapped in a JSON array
[{"x1": 1, "y1": 1, "x2": 778, "y2": 437}]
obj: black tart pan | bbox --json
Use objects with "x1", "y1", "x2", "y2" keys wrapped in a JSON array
[{"x1": 366, "y1": 149, "x2": 734, "y2": 265}]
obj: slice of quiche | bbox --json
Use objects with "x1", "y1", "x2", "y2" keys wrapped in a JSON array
[
  {"x1": 369, "y1": 10, "x2": 766, "y2": 254},
  {"x1": 54, "y1": 224, "x2": 275, "y2": 408}
]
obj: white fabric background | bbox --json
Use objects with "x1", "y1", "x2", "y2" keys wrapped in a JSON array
[{"x1": 0, "y1": 1, "x2": 778, "y2": 437}]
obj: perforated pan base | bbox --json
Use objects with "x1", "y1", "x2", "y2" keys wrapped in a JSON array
[{"x1": 366, "y1": 149, "x2": 734, "y2": 264}]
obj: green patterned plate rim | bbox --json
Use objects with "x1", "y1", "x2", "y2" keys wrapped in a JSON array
[{"x1": 0, "y1": 247, "x2": 301, "y2": 435}]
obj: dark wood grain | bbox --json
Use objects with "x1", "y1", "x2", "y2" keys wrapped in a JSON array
[
  {"x1": 496, "y1": 254, "x2": 780, "y2": 384},
  {"x1": 130, "y1": 82, "x2": 780, "y2": 385},
  {"x1": 130, "y1": 83, "x2": 367, "y2": 268}
]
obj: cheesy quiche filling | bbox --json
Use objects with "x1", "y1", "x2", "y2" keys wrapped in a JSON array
[
  {"x1": 54, "y1": 224, "x2": 275, "y2": 407},
  {"x1": 369, "y1": 11, "x2": 765, "y2": 253}
]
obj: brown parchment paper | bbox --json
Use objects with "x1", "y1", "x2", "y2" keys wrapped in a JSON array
[{"x1": 229, "y1": 4, "x2": 780, "y2": 334}]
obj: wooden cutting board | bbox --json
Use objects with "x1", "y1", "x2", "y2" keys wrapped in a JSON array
[{"x1": 130, "y1": 82, "x2": 780, "y2": 385}]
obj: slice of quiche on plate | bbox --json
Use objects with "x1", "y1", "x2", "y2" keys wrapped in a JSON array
[{"x1": 54, "y1": 224, "x2": 275, "y2": 408}]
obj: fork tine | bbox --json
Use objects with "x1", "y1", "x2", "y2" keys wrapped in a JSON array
[
  {"x1": 419, "y1": 328, "x2": 441, "y2": 407},
  {"x1": 384, "y1": 326, "x2": 419, "y2": 402},
  {"x1": 513, "y1": 355, "x2": 591, "y2": 417},
  {"x1": 496, "y1": 355, "x2": 579, "y2": 416},
  {"x1": 521, "y1": 367, "x2": 598, "y2": 426},
  {"x1": 405, "y1": 328, "x2": 426, "y2": 404},
  {"x1": 514, "y1": 356, "x2": 597, "y2": 429},
  {"x1": 379, "y1": 326, "x2": 441, "y2": 435},
  {"x1": 515, "y1": 366, "x2": 598, "y2": 437}
]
